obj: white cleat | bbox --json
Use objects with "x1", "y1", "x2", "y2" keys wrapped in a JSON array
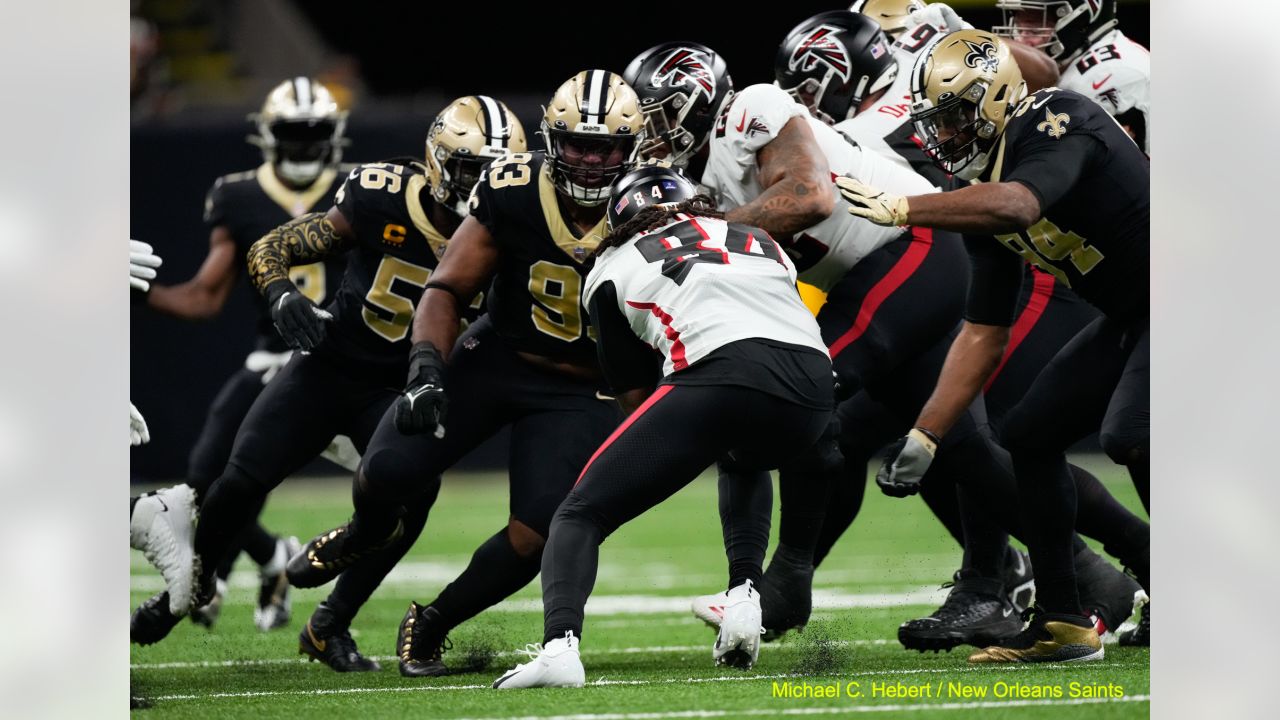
[
  {"x1": 713, "y1": 580, "x2": 764, "y2": 669},
  {"x1": 492, "y1": 632, "x2": 586, "y2": 689},
  {"x1": 255, "y1": 536, "x2": 301, "y2": 632},
  {"x1": 130, "y1": 484, "x2": 198, "y2": 617},
  {"x1": 692, "y1": 589, "x2": 729, "y2": 630}
]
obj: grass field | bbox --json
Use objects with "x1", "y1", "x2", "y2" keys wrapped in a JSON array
[{"x1": 129, "y1": 455, "x2": 1149, "y2": 719}]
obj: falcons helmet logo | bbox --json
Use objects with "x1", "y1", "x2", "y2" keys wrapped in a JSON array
[
  {"x1": 788, "y1": 24, "x2": 851, "y2": 82},
  {"x1": 650, "y1": 48, "x2": 717, "y2": 101}
]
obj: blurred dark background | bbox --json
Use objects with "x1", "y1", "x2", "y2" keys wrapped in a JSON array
[{"x1": 131, "y1": 0, "x2": 1150, "y2": 481}]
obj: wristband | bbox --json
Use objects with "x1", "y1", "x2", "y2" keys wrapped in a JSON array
[{"x1": 907, "y1": 427, "x2": 939, "y2": 456}]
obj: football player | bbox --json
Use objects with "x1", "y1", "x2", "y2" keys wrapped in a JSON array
[
  {"x1": 783, "y1": 9, "x2": 1148, "y2": 650},
  {"x1": 837, "y1": 30, "x2": 1149, "y2": 662},
  {"x1": 129, "y1": 97, "x2": 525, "y2": 670},
  {"x1": 493, "y1": 167, "x2": 832, "y2": 689},
  {"x1": 995, "y1": 0, "x2": 1149, "y2": 151},
  {"x1": 285, "y1": 72, "x2": 643, "y2": 679},
  {"x1": 132, "y1": 77, "x2": 350, "y2": 631}
]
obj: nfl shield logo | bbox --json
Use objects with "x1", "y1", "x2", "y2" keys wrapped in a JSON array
[{"x1": 574, "y1": 246, "x2": 586, "y2": 260}]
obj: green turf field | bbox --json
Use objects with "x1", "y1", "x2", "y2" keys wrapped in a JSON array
[{"x1": 129, "y1": 455, "x2": 1149, "y2": 719}]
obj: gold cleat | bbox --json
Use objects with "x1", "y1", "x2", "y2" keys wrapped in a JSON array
[{"x1": 968, "y1": 611, "x2": 1103, "y2": 663}]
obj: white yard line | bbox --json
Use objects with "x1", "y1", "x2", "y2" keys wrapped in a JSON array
[{"x1": 144, "y1": 661, "x2": 1130, "y2": 702}]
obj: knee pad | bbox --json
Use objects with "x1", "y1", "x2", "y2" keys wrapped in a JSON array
[
  {"x1": 553, "y1": 491, "x2": 618, "y2": 540},
  {"x1": 361, "y1": 444, "x2": 419, "y2": 495}
]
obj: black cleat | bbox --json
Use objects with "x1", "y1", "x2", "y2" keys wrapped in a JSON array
[
  {"x1": 131, "y1": 592, "x2": 182, "y2": 645},
  {"x1": 1001, "y1": 547, "x2": 1035, "y2": 614},
  {"x1": 758, "y1": 544, "x2": 814, "y2": 642},
  {"x1": 287, "y1": 520, "x2": 403, "y2": 589},
  {"x1": 899, "y1": 571, "x2": 1024, "y2": 652},
  {"x1": 1118, "y1": 602, "x2": 1150, "y2": 646},
  {"x1": 189, "y1": 578, "x2": 226, "y2": 629},
  {"x1": 397, "y1": 602, "x2": 454, "y2": 677},
  {"x1": 1075, "y1": 546, "x2": 1146, "y2": 635},
  {"x1": 298, "y1": 602, "x2": 381, "y2": 672}
]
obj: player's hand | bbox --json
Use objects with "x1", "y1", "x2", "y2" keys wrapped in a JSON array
[
  {"x1": 130, "y1": 402, "x2": 151, "y2": 446},
  {"x1": 875, "y1": 428, "x2": 938, "y2": 498},
  {"x1": 835, "y1": 176, "x2": 910, "y2": 227},
  {"x1": 266, "y1": 281, "x2": 332, "y2": 352},
  {"x1": 130, "y1": 240, "x2": 162, "y2": 292},
  {"x1": 394, "y1": 342, "x2": 449, "y2": 437},
  {"x1": 908, "y1": 3, "x2": 973, "y2": 33}
]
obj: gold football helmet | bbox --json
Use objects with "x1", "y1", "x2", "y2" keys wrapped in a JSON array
[
  {"x1": 249, "y1": 77, "x2": 348, "y2": 187},
  {"x1": 541, "y1": 70, "x2": 645, "y2": 206},
  {"x1": 849, "y1": 0, "x2": 926, "y2": 41},
  {"x1": 908, "y1": 29, "x2": 1026, "y2": 180},
  {"x1": 424, "y1": 96, "x2": 528, "y2": 216}
]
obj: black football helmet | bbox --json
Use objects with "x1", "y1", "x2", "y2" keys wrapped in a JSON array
[
  {"x1": 607, "y1": 164, "x2": 697, "y2": 231},
  {"x1": 776, "y1": 11, "x2": 897, "y2": 125},
  {"x1": 622, "y1": 42, "x2": 734, "y2": 168},
  {"x1": 994, "y1": 0, "x2": 1119, "y2": 67}
]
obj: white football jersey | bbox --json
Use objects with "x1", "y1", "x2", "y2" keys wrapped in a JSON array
[
  {"x1": 584, "y1": 214, "x2": 827, "y2": 377},
  {"x1": 1058, "y1": 29, "x2": 1150, "y2": 152},
  {"x1": 700, "y1": 83, "x2": 936, "y2": 292}
]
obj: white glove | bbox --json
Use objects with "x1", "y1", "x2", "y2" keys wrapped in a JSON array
[
  {"x1": 130, "y1": 240, "x2": 162, "y2": 292},
  {"x1": 835, "y1": 176, "x2": 910, "y2": 227},
  {"x1": 320, "y1": 435, "x2": 364, "y2": 473},
  {"x1": 908, "y1": 3, "x2": 973, "y2": 34},
  {"x1": 130, "y1": 402, "x2": 151, "y2": 446}
]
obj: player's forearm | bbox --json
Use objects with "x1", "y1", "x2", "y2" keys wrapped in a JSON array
[
  {"x1": 726, "y1": 171, "x2": 833, "y2": 236},
  {"x1": 147, "y1": 281, "x2": 230, "y2": 320},
  {"x1": 411, "y1": 289, "x2": 463, "y2": 361},
  {"x1": 247, "y1": 212, "x2": 345, "y2": 296},
  {"x1": 906, "y1": 182, "x2": 1039, "y2": 234},
  {"x1": 914, "y1": 322, "x2": 1009, "y2": 437}
]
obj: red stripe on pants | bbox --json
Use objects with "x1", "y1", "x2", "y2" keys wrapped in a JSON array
[
  {"x1": 576, "y1": 384, "x2": 676, "y2": 486},
  {"x1": 985, "y1": 268, "x2": 1056, "y2": 392},
  {"x1": 827, "y1": 227, "x2": 934, "y2": 358}
]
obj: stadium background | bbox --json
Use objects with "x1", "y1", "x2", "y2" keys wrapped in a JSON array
[{"x1": 129, "y1": 0, "x2": 1151, "y2": 481}]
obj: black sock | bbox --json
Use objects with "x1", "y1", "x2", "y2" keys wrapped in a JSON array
[
  {"x1": 813, "y1": 458, "x2": 868, "y2": 567},
  {"x1": 1011, "y1": 452, "x2": 1082, "y2": 616},
  {"x1": 431, "y1": 527, "x2": 541, "y2": 631},
  {"x1": 718, "y1": 467, "x2": 771, "y2": 589},
  {"x1": 542, "y1": 493, "x2": 604, "y2": 644},
  {"x1": 957, "y1": 488, "x2": 1009, "y2": 580},
  {"x1": 193, "y1": 466, "x2": 269, "y2": 585}
]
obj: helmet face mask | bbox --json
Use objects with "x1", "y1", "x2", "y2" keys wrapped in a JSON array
[
  {"x1": 993, "y1": 0, "x2": 1119, "y2": 66},
  {"x1": 623, "y1": 44, "x2": 734, "y2": 168},
  {"x1": 912, "y1": 89, "x2": 990, "y2": 178},
  {"x1": 775, "y1": 11, "x2": 897, "y2": 125},
  {"x1": 250, "y1": 77, "x2": 347, "y2": 187},
  {"x1": 541, "y1": 70, "x2": 646, "y2": 207},
  {"x1": 546, "y1": 130, "x2": 639, "y2": 201},
  {"x1": 424, "y1": 95, "x2": 527, "y2": 217}
]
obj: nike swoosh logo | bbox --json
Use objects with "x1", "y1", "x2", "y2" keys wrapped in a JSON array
[
  {"x1": 1092, "y1": 74, "x2": 1112, "y2": 90},
  {"x1": 1030, "y1": 95, "x2": 1054, "y2": 110},
  {"x1": 595, "y1": 391, "x2": 615, "y2": 402},
  {"x1": 1002, "y1": 607, "x2": 1014, "y2": 617},
  {"x1": 155, "y1": 495, "x2": 168, "y2": 512},
  {"x1": 735, "y1": 109, "x2": 747, "y2": 133},
  {"x1": 306, "y1": 622, "x2": 326, "y2": 652}
]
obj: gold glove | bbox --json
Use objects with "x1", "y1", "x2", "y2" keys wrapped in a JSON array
[{"x1": 835, "y1": 176, "x2": 910, "y2": 227}]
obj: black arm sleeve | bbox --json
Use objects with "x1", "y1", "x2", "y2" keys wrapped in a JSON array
[
  {"x1": 1004, "y1": 132, "x2": 1101, "y2": 212},
  {"x1": 587, "y1": 280, "x2": 661, "y2": 394},
  {"x1": 963, "y1": 235, "x2": 1024, "y2": 327}
]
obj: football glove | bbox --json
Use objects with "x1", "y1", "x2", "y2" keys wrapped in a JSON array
[
  {"x1": 265, "y1": 280, "x2": 332, "y2": 352},
  {"x1": 130, "y1": 402, "x2": 151, "y2": 446},
  {"x1": 875, "y1": 428, "x2": 938, "y2": 498},
  {"x1": 835, "y1": 176, "x2": 910, "y2": 227},
  {"x1": 130, "y1": 239, "x2": 162, "y2": 292},
  {"x1": 394, "y1": 342, "x2": 448, "y2": 438},
  {"x1": 908, "y1": 3, "x2": 973, "y2": 33}
]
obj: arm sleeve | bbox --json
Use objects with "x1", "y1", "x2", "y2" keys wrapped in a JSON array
[
  {"x1": 962, "y1": 235, "x2": 1024, "y2": 327},
  {"x1": 1003, "y1": 121, "x2": 1102, "y2": 212},
  {"x1": 202, "y1": 178, "x2": 227, "y2": 227},
  {"x1": 333, "y1": 167, "x2": 361, "y2": 225},
  {"x1": 466, "y1": 166, "x2": 501, "y2": 234},
  {"x1": 588, "y1": 280, "x2": 661, "y2": 394}
]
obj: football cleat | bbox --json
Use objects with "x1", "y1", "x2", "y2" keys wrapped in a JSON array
[
  {"x1": 492, "y1": 632, "x2": 585, "y2": 689},
  {"x1": 298, "y1": 602, "x2": 381, "y2": 672},
  {"x1": 691, "y1": 589, "x2": 729, "y2": 630},
  {"x1": 287, "y1": 519, "x2": 403, "y2": 588},
  {"x1": 1075, "y1": 545, "x2": 1147, "y2": 636},
  {"x1": 398, "y1": 602, "x2": 453, "y2": 678},
  {"x1": 1002, "y1": 547, "x2": 1036, "y2": 614},
  {"x1": 968, "y1": 607, "x2": 1103, "y2": 663},
  {"x1": 255, "y1": 536, "x2": 300, "y2": 632},
  {"x1": 189, "y1": 577, "x2": 227, "y2": 629},
  {"x1": 1118, "y1": 602, "x2": 1150, "y2": 646},
  {"x1": 131, "y1": 592, "x2": 182, "y2": 646},
  {"x1": 898, "y1": 571, "x2": 1024, "y2": 652},
  {"x1": 129, "y1": 484, "x2": 199, "y2": 616},
  {"x1": 714, "y1": 580, "x2": 765, "y2": 669},
  {"x1": 759, "y1": 546, "x2": 815, "y2": 641}
]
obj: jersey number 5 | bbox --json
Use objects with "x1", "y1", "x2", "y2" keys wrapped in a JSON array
[{"x1": 362, "y1": 256, "x2": 432, "y2": 342}]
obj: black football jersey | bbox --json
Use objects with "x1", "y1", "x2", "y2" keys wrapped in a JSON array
[
  {"x1": 963, "y1": 89, "x2": 1149, "y2": 326},
  {"x1": 322, "y1": 162, "x2": 484, "y2": 372},
  {"x1": 468, "y1": 151, "x2": 605, "y2": 365},
  {"x1": 204, "y1": 164, "x2": 349, "y2": 351}
]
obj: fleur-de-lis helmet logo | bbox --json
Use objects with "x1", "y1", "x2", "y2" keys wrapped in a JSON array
[{"x1": 961, "y1": 39, "x2": 1000, "y2": 73}]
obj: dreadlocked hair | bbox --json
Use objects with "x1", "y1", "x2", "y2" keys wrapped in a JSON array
[{"x1": 594, "y1": 194, "x2": 724, "y2": 258}]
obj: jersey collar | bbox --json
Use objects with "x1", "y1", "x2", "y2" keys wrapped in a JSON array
[
  {"x1": 538, "y1": 166, "x2": 605, "y2": 264},
  {"x1": 405, "y1": 174, "x2": 450, "y2": 259},
  {"x1": 256, "y1": 163, "x2": 338, "y2": 217}
]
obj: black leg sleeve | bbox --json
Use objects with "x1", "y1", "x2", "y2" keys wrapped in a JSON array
[
  {"x1": 717, "y1": 465, "x2": 772, "y2": 590},
  {"x1": 430, "y1": 526, "x2": 543, "y2": 630}
]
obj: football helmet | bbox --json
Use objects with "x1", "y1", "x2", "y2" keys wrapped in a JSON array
[
  {"x1": 908, "y1": 29, "x2": 1026, "y2": 180},
  {"x1": 622, "y1": 42, "x2": 734, "y2": 168},
  {"x1": 541, "y1": 70, "x2": 645, "y2": 206},
  {"x1": 249, "y1": 77, "x2": 347, "y2": 187},
  {"x1": 849, "y1": 0, "x2": 927, "y2": 41},
  {"x1": 776, "y1": 11, "x2": 897, "y2": 125},
  {"x1": 424, "y1": 96, "x2": 527, "y2": 216},
  {"x1": 606, "y1": 164, "x2": 697, "y2": 230},
  {"x1": 993, "y1": 0, "x2": 1119, "y2": 67}
]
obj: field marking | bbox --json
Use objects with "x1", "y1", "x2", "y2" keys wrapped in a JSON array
[
  {"x1": 132, "y1": 640, "x2": 900, "y2": 670},
  {"x1": 144, "y1": 661, "x2": 1131, "y2": 702}
]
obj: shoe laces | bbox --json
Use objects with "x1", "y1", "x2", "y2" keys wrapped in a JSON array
[{"x1": 516, "y1": 642, "x2": 544, "y2": 661}]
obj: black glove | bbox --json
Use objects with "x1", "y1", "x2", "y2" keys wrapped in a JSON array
[
  {"x1": 874, "y1": 428, "x2": 938, "y2": 498},
  {"x1": 394, "y1": 341, "x2": 448, "y2": 436},
  {"x1": 265, "y1": 280, "x2": 331, "y2": 352}
]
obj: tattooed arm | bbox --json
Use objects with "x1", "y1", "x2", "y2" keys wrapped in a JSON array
[
  {"x1": 724, "y1": 117, "x2": 834, "y2": 236},
  {"x1": 247, "y1": 207, "x2": 354, "y2": 299}
]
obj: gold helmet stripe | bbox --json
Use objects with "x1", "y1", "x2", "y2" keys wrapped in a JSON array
[
  {"x1": 475, "y1": 95, "x2": 509, "y2": 150},
  {"x1": 582, "y1": 69, "x2": 607, "y2": 124},
  {"x1": 293, "y1": 76, "x2": 312, "y2": 109}
]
